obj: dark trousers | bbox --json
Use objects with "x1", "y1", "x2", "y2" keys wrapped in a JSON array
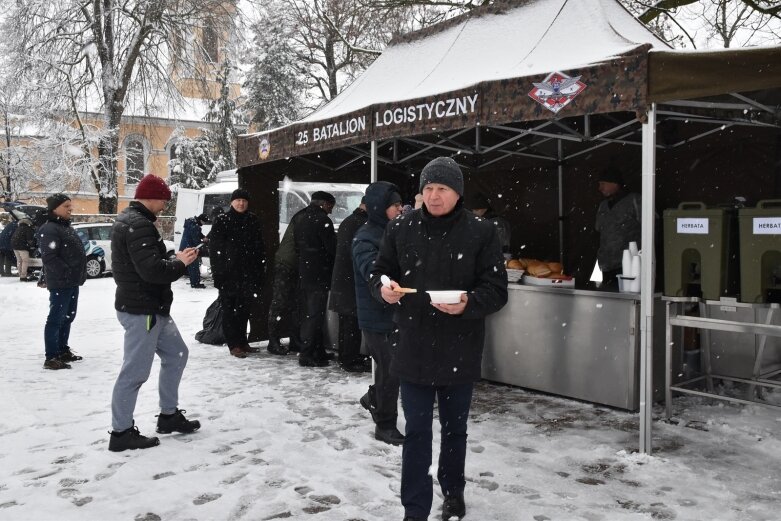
[
  {"x1": 297, "y1": 287, "x2": 328, "y2": 361},
  {"x1": 44, "y1": 287, "x2": 79, "y2": 359},
  {"x1": 219, "y1": 291, "x2": 254, "y2": 348},
  {"x1": 0, "y1": 250, "x2": 14, "y2": 275},
  {"x1": 186, "y1": 260, "x2": 201, "y2": 286},
  {"x1": 364, "y1": 330, "x2": 400, "y2": 428},
  {"x1": 267, "y1": 264, "x2": 298, "y2": 341},
  {"x1": 337, "y1": 314, "x2": 362, "y2": 364},
  {"x1": 399, "y1": 380, "x2": 474, "y2": 519}
]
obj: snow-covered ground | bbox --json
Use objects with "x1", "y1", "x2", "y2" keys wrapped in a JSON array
[{"x1": 1, "y1": 276, "x2": 779, "y2": 521}]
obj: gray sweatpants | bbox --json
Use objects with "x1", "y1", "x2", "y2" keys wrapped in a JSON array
[{"x1": 111, "y1": 311, "x2": 189, "y2": 431}]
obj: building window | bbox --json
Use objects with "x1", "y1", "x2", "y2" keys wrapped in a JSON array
[
  {"x1": 124, "y1": 136, "x2": 146, "y2": 188},
  {"x1": 203, "y1": 20, "x2": 219, "y2": 64}
]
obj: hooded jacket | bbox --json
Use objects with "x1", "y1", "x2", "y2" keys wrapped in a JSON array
[
  {"x1": 39, "y1": 215, "x2": 86, "y2": 289},
  {"x1": 370, "y1": 201, "x2": 508, "y2": 385},
  {"x1": 352, "y1": 182, "x2": 400, "y2": 333},
  {"x1": 111, "y1": 202, "x2": 187, "y2": 315}
]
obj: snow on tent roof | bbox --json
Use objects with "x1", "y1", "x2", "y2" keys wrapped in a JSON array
[{"x1": 301, "y1": 0, "x2": 667, "y2": 123}]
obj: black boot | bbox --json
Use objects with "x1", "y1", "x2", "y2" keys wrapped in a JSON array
[
  {"x1": 43, "y1": 358, "x2": 71, "y2": 370},
  {"x1": 59, "y1": 347, "x2": 83, "y2": 362},
  {"x1": 108, "y1": 425, "x2": 160, "y2": 452},
  {"x1": 360, "y1": 386, "x2": 379, "y2": 423},
  {"x1": 156, "y1": 409, "x2": 201, "y2": 434},
  {"x1": 267, "y1": 336, "x2": 289, "y2": 355},
  {"x1": 375, "y1": 425, "x2": 405, "y2": 446},
  {"x1": 441, "y1": 494, "x2": 465, "y2": 520}
]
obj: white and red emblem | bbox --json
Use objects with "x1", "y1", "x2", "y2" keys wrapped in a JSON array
[
  {"x1": 528, "y1": 71, "x2": 587, "y2": 114},
  {"x1": 258, "y1": 137, "x2": 270, "y2": 160}
]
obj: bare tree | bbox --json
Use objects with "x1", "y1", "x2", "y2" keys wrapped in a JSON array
[{"x1": 1, "y1": 0, "x2": 238, "y2": 213}]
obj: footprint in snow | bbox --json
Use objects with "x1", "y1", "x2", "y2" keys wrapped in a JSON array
[
  {"x1": 57, "y1": 488, "x2": 78, "y2": 498},
  {"x1": 152, "y1": 471, "x2": 175, "y2": 480},
  {"x1": 193, "y1": 492, "x2": 221, "y2": 505},
  {"x1": 221, "y1": 472, "x2": 248, "y2": 485},
  {"x1": 134, "y1": 513, "x2": 162, "y2": 521},
  {"x1": 72, "y1": 496, "x2": 92, "y2": 506}
]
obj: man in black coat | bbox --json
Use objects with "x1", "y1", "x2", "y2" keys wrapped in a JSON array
[
  {"x1": 370, "y1": 157, "x2": 508, "y2": 521},
  {"x1": 209, "y1": 188, "x2": 266, "y2": 358},
  {"x1": 292, "y1": 191, "x2": 336, "y2": 367},
  {"x1": 109, "y1": 174, "x2": 201, "y2": 452},
  {"x1": 328, "y1": 199, "x2": 368, "y2": 372},
  {"x1": 38, "y1": 194, "x2": 87, "y2": 370},
  {"x1": 11, "y1": 217, "x2": 37, "y2": 281}
]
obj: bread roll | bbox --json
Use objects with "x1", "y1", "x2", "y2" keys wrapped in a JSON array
[
  {"x1": 547, "y1": 262, "x2": 563, "y2": 274},
  {"x1": 507, "y1": 259, "x2": 524, "y2": 270},
  {"x1": 527, "y1": 261, "x2": 552, "y2": 278}
]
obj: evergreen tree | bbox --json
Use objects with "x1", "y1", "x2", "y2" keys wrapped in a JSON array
[
  {"x1": 205, "y1": 60, "x2": 243, "y2": 171},
  {"x1": 167, "y1": 128, "x2": 217, "y2": 190}
]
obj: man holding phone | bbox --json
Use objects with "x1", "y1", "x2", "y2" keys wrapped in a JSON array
[{"x1": 108, "y1": 174, "x2": 202, "y2": 452}]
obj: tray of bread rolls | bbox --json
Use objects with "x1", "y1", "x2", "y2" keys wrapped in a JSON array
[{"x1": 505, "y1": 258, "x2": 575, "y2": 287}]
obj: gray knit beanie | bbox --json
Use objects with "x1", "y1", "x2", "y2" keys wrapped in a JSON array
[{"x1": 419, "y1": 157, "x2": 464, "y2": 196}]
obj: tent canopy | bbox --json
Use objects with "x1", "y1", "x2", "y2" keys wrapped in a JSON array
[{"x1": 238, "y1": 0, "x2": 781, "y2": 170}]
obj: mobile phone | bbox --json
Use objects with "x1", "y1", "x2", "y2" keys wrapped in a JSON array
[{"x1": 193, "y1": 243, "x2": 205, "y2": 250}]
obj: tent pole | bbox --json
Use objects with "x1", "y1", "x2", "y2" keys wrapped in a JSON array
[
  {"x1": 371, "y1": 140, "x2": 378, "y2": 183},
  {"x1": 639, "y1": 103, "x2": 657, "y2": 454},
  {"x1": 557, "y1": 140, "x2": 564, "y2": 263}
]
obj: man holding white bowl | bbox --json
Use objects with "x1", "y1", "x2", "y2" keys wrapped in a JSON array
[{"x1": 370, "y1": 156, "x2": 508, "y2": 521}]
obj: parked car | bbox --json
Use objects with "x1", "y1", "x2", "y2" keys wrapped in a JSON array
[{"x1": 73, "y1": 222, "x2": 176, "y2": 278}]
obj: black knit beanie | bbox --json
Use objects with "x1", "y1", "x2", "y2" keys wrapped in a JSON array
[
  {"x1": 231, "y1": 188, "x2": 251, "y2": 202},
  {"x1": 419, "y1": 157, "x2": 464, "y2": 196},
  {"x1": 47, "y1": 193, "x2": 71, "y2": 212}
]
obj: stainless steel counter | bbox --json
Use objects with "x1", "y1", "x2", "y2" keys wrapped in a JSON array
[{"x1": 482, "y1": 283, "x2": 666, "y2": 410}]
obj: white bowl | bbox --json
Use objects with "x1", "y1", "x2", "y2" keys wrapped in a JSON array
[{"x1": 426, "y1": 290, "x2": 466, "y2": 304}]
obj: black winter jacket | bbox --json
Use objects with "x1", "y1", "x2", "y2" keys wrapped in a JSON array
[
  {"x1": 208, "y1": 208, "x2": 266, "y2": 294},
  {"x1": 353, "y1": 182, "x2": 399, "y2": 333},
  {"x1": 328, "y1": 207, "x2": 367, "y2": 316},
  {"x1": 370, "y1": 202, "x2": 508, "y2": 385},
  {"x1": 292, "y1": 204, "x2": 336, "y2": 290},
  {"x1": 39, "y1": 216, "x2": 86, "y2": 289},
  {"x1": 11, "y1": 220, "x2": 36, "y2": 252},
  {"x1": 111, "y1": 202, "x2": 186, "y2": 315}
]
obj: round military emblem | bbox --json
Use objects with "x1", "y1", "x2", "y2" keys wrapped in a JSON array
[{"x1": 258, "y1": 138, "x2": 270, "y2": 160}]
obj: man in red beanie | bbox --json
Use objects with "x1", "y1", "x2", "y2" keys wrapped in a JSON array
[{"x1": 108, "y1": 174, "x2": 201, "y2": 452}]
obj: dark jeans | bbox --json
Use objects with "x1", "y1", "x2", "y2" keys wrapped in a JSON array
[
  {"x1": 364, "y1": 330, "x2": 400, "y2": 428},
  {"x1": 297, "y1": 287, "x2": 328, "y2": 361},
  {"x1": 187, "y1": 259, "x2": 201, "y2": 286},
  {"x1": 44, "y1": 287, "x2": 79, "y2": 359},
  {"x1": 399, "y1": 380, "x2": 474, "y2": 519},
  {"x1": 337, "y1": 313, "x2": 362, "y2": 364},
  {"x1": 267, "y1": 264, "x2": 298, "y2": 342},
  {"x1": 219, "y1": 291, "x2": 255, "y2": 348}
]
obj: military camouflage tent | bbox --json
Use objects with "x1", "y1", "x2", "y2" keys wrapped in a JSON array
[{"x1": 236, "y1": 0, "x2": 781, "y2": 452}]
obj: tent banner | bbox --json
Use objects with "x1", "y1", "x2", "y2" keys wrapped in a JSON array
[
  {"x1": 369, "y1": 87, "x2": 481, "y2": 141},
  {"x1": 481, "y1": 47, "x2": 650, "y2": 127}
]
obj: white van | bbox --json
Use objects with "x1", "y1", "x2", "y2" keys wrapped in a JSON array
[{"x1": 174, "y1": 170, "x2": 367, "y2": 248}]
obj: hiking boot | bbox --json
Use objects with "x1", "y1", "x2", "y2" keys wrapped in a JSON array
[
  {"x1": 229, "y1": 346, "x2": 247, "y2": 358},
  {"x1": 375, "y1": 426, "x2": 405, "y2": 446},
  {"x1": 156, "y1": 409, "x2": 201, "y2": 434},
  {"x1": 240, "y1": 343, "x2": 260, "y2": 354},
  {"x1": 267, "y1": 337, "x2": 289, "y2": 355},
  {"x1": 441, "y1": 494, "x2": 466, "y2": 520},
  {"x1": 298, "y1": 356, "x2": 328, "y2": 367},
  {"x1": 43, "y1": 358, "x2": 71, "y2": 370},
  {"x1": 108, "y1": 425, "x2": 160, "y2": 452},
  {"x1": 360, "y1": 389, "x2": 379, "y2": 423},
  {"x1": 59, "y1": 348, "x2": 83, "y2": 362}
]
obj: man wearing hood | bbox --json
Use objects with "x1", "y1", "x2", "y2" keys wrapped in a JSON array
[
  {"x1": 352, "y1": 181, "x2": 404, "y2": 445},
  {"x1": 369, "y1": 157, "x2": 508, "y2": 521},
  {"x1": 38, "y1": 194, "x2": 87, "y2": 369}
]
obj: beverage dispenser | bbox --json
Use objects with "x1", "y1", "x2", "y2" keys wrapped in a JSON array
[{"x1": 739, "y1": 200, "x2": 781, "y2": 303}]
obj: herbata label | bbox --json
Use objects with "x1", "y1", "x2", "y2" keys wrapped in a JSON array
[
  {"x1": 753, "y1": 217, "x2": 781, "y2": 235},
  {"x1": 677, "y1": 218, "x2": 709, "y2": 234}
]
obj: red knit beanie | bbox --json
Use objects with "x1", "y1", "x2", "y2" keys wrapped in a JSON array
[{"x1": 134, "y1": 174, "x2": 172, "y2": 201}]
